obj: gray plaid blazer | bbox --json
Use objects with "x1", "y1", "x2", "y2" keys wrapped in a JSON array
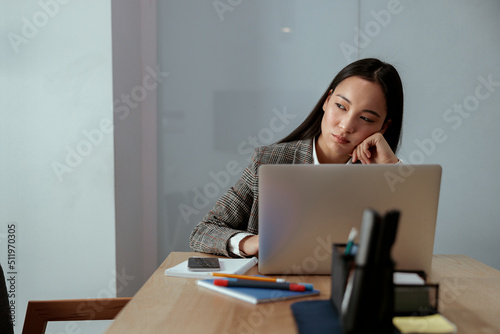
[{"x1": 189, "y1": 138, "x2": 314, "y2": 257}]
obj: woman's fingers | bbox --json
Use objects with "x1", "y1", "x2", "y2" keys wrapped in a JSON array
[
  {"x1": 352, "y1": 132, "x2": 397, "y2": 164},
  {"x1": 353, "y1": 141, "x2": 372, "y2": 164}
]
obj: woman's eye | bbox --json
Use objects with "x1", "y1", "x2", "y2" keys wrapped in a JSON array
[
  {"x1": 335, "y1": 103, "x2": 346, "y2": 110},
  {"x1": 360, "y1": 116, "x2": 375, "y2": 123}
]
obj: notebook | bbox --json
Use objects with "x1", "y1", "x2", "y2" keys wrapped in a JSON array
[
  {"x1": 197, "y1": 279, "x2": 320, "y2": 304},
  {"x1": 258, "y1": 164, "x2": 442, "y2": 275},
  {"x1": 165, "y1": 257, "x2": 258, "y2": 279}
]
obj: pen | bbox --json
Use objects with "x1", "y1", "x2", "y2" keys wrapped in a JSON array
[
  {"x1": 344, "y1": 227, "x2": 358, "y2": 255},
  {"x1": 211, "y1": 273, "x2": 286, "y2": 283},
  {"x1": 213, "y1": 279, "x2": 312, "y2": 292}
]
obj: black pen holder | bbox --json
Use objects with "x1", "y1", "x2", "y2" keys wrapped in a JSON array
[
  {"x1": 330, "y1": 244, "x2": 355, "y2": 314},
  {"x1": 330, "y1": 244, "x2": 395, "y2": 334},
  {"x1": 341, "y1": 260, "x2": 394, "y2": 334}
]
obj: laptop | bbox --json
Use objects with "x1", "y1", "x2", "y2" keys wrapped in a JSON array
[{"x1": 258, "y1": 164, "x2": 442, "y2": 275}]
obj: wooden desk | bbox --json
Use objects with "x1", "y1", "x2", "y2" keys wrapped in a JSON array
[{"x1": 105, "y1": 253, "x2": 500, "y2": 333}]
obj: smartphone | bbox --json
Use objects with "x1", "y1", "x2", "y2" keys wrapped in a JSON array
[{"x1": 187, "y1": 257, "x2": 221, "y2": 271}]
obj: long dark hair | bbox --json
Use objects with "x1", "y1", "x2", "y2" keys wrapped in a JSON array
[{"x1": 279, "y1": 58, "x2": 404, "y2": 153}]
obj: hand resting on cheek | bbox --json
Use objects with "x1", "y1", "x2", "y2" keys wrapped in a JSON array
[{"x1": 351, "y1": 132, "x2": 399, "y2": 164}]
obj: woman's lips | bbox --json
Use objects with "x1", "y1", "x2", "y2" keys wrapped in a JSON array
[{"x1": 333, "y1": 134, "x2": 350, "y2": 144}]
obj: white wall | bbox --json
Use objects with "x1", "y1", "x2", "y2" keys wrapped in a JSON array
[
  {"x1": 157, "y1": 0, "x2": 500, "y2": 271},
  {"x1": 0, "y1": 1, "x2": 116, "y2": 333}
]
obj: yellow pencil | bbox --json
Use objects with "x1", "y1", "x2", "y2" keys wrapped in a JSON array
[{"x1": 211, "y1": 273, "x2": 286, "y2": 283}]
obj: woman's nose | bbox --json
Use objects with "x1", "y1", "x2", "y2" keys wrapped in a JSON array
[{"x1": 339, "y1": 114, "x2": 355, "y2": 133}]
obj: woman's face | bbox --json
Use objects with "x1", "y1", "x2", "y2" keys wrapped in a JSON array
[{"x1": 317, "y1": 76, "x2": 389, "y2": 163}]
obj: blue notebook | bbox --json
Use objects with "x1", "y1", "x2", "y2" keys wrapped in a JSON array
[{"x1": 197, "y1": 279, "x2": 320, "y2": 304}]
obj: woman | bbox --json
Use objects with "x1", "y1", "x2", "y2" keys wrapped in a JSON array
[{"x1": 189, "y1": 58, "x2": 404, "y2": 257}]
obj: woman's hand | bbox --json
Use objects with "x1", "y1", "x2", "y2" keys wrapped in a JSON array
[
  {"x1": 240, "y1": 235, "x2": 259, "y2": 256},
  {"x1": 351, "y1": 132, "x2": 399, "y2": 164}
]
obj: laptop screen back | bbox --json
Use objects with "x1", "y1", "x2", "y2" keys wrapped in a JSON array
[{"x1": 258, "y1": 164, "x2": 442, "y2": 275}]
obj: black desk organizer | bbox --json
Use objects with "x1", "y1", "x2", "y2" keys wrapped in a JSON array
[
  {"x1": 291, "y1": 209, "x2": 440, "y2": 334},
  {"x1": 330, "y1": 210, "x2": 440, "y2": 333},
  {"x1": 331, "y1": 246, "x2": 440, "y2": 333},
  {"x1": 333, "y1": 209, "x2": 397, "y2": 333}
]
